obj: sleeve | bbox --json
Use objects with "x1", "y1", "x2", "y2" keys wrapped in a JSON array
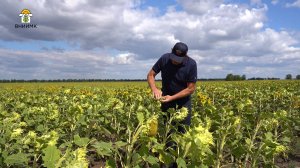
[
  {"x1": 152, "y1": 56, "x2": 163, "y2": 74},
  {"x1": 187, "y1": 61, "x2": 197, "y2": 83}
]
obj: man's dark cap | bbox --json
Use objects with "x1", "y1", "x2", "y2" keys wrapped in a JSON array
[{"x1": 170, "y1": 42, "x2": 188, "y2": 63}]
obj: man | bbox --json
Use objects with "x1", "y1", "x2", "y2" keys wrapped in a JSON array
[{"x1": 147, "y1": 42, "x2": 197, "y2": 131}]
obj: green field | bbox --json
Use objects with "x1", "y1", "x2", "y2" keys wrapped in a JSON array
[{"x1": 0, "y1": 80, "x2": 299, "y2": 167}]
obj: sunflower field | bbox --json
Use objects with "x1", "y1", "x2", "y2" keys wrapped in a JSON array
[{"x1": 0, "y1": 80, "x2": 299, "y2": 168}]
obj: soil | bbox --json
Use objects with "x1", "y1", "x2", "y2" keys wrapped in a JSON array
[
  {"x1": 276, "y1": 136, "x2": 300, "y2": 168},
  {"x1": 276, "y1": 154, "x2": 300, "y2": 168}
]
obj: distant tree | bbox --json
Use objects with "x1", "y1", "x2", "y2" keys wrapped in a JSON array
[
  {"x1": 226, "y1": 74, "x2": 234, "y2": 81},
  {"x1": 242, "y1": 74, "x2": 246, "y2": 80},
  {"x1": 296, "y1": 75, "x2": 300, "y2": 80},
  {"x1": 225, "y1": 74, "x2": 246, "y2": 81},
  {"x1": 285, "y1": 74, "x2": 292, "y2": 80},
  {"x1": 233, "y1": 75, "x2": 240, "y2": 80}
]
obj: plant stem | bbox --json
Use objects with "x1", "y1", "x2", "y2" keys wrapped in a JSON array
[
  {"x1": 243, "y1": 120, "x2": 261, "y2": 168},
  {"x1": 215, "y1": 131, "x2": 227, "y2": 168}
]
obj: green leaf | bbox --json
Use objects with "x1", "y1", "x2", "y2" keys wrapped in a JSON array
[
  {"x1": 36, "y1": 125, "x2": 44, "y2": 132},
  {"x1": 56, "y1": 147, "x2": 71, "y2": 168},
  {"x1": 281, "y1": 137, "x2": 291, "y2": 143},
  {"x1": 237, "y1": 103, "x2": 245, "y2": 110},
  {"x1": 100, "y1": 127, "x2": 112, "y2": 136},
  {"x1": 0, "y1": 137, "x2": 5, "y2": 145},
  {"x1": 145, "y1": 155, "x2": 159, "y2": 165},
  {"x1": 115, "y1": 141, "x2": 127, "y2": 148},
  {"x1": 152, "y1": 143, "x2": 164, "y2": 153},
  {"x1": 137, "y1": 112, "x2": 144, "y2": 123},
  {"x1": 138, "y1": 144, "x2": 149, "y2": 156},
  {"x1": 183, "y1": 142, "x2": 191, "y2": 157},
  {"x1": 42, "y1": 145, "x2": 61, "y2": 168},
  {"x1": 106, "y1": 159, "x2": 116, "y2": 168},
  {"x1": 93, "y1": 141, "x2": 113, "y2": 157},
  {"x1": 264, "y1": 132, "x2": 273, "y2": 141},
  {"x1": 245, "y1": 138, "x2": 251, "y2": 146},
  {"x1": 159, "y1": 152, "x2": 173, "y2": 165},
  {"x1": 132, "y1": 153, "x2": 142, "y2": 165},
  {"x1": 231, "y1": 145, "x2": 246, "y2": 158},
  {"x1": 4, "y1": 153, "x2": 28, "y2": 166},
  {"x1": 176, "y1": 157, "x2": 187, "y2": 168},
  {"x1": 74, "y1": 134, "x2": 90, "y2": 147}
]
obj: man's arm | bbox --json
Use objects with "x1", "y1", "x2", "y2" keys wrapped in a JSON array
[
  {"x1": 160, "y1": 82, "x2": 196, "y2": 103},
  {"x1": 147, "y1": 69, "x2": 162, "y2": 99}
]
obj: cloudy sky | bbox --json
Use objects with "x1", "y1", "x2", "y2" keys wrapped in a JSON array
[{"x1": 0, "y1": 0, "x2": 300, "y2": 80}]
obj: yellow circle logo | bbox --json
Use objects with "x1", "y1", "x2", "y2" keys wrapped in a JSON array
[{"x1": 21, "y1": 9, "x2": 31, "y2": 15}]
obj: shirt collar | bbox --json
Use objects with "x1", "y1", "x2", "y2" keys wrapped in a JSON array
[{"x1": 182, "y1": 56, "x2": 189, "y2": 65}]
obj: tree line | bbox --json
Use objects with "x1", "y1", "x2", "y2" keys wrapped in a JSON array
[
  {"x1": 0, "y1": 74, "x2": 299, "y2": 83},
  {"x1": 0, "y1": 79, "x2": 148, "y2": 83},
  {"x1": 285, "y1": 74, "x2": 300, "y2": 80},
  {"x1": 225, "y1": 74, "x2": 300, "y2": 81}
]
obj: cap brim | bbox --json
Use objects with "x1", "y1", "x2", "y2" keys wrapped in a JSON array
[{"x1": 170, "y1": 53, "x2": 185, "y2": 63}]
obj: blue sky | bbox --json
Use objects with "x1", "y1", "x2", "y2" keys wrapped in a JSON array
[
  {"x1": 0, "y1": 0, "x2": 299, "y2": 79},
  {"x1": 263, "y1": 0, "x2": 300, "y2": 30}
]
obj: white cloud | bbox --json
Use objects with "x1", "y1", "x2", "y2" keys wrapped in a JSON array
[
  {"x1": 286, "y1": 0, "x2": 300, "y2": 7},
  {"x1": 254, "y1": 22, "x2": 263, "y2": 29},
  {"x1": 177, "y1": 0, "x2": 223, "y2": 14},
  {"x1": 251, "y1": 0, "x2": 262, "y2": 6},
  {"x1": 220, "y1": 56, "x2": 244, "y2": 64},
  {"x1": 271, "y1": 0, "x2": 279, "y2": 5},
  {"x1": 114, "y1": 53, "x2": 136, "y2": 64},
  {"x1": 0, "y1": 48, "x2": 146, "y2": 79},
  {"x1": 0, "y1": 0, "x2": 299, "y2": 79},
  {"x1": 209, "y1": 29, "x2": 228, "y2": 36}
]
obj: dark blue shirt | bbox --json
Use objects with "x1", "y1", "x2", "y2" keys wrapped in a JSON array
[{"x1": 152, "y1": 53, "x2": 197, "y2": 96}]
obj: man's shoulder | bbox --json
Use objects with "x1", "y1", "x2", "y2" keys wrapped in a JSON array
[
  {"x1": 161, "y1": 53, "x2": 171, "y2": 59},
  {"x1": 159, "y1": 53, "x2": 171, "y2": 62},
  {"x1": 186, "y1": 56, "x2": 197, "y2": 66}
]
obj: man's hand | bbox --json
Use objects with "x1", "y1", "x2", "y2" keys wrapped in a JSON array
[
  {"x1": 162, "y1": 83, "x2": 196, "y2": 102},
  {"x1": 160, "y1": 95, "x2": 173, "y2": 103},
  {"x1": 152, "y1": 88, "x2": 162, "y2": 100},
  {"x1": 147, "y1": 69, "x2": 162, "y2": 100}
]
